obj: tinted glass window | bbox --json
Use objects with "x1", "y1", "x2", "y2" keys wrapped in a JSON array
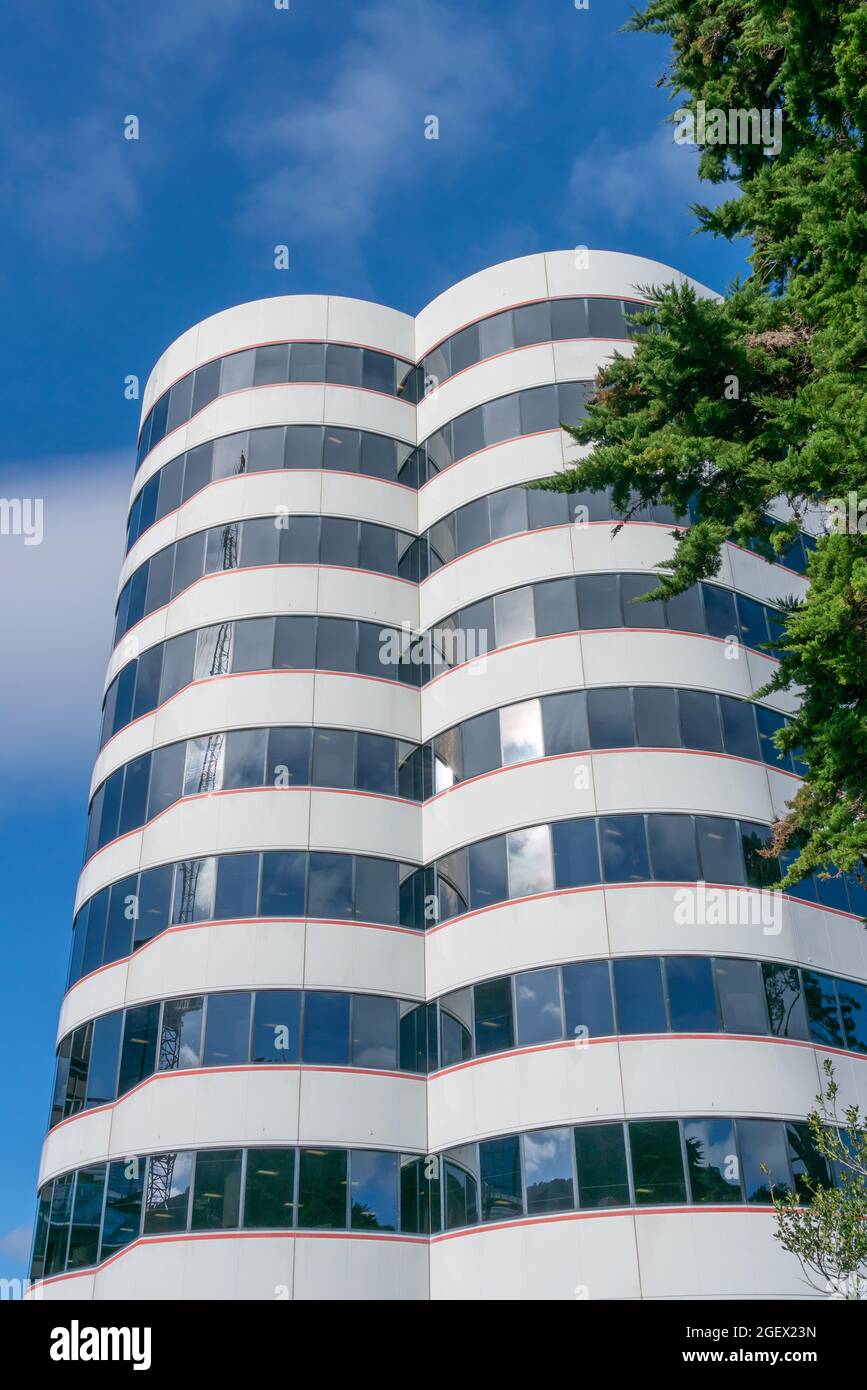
[
  {"x1": 629, "y1": 1120, "x2": 686, "y2": 1204},
  {"x1": 664, "y1": 585, "x2": 704, "y2": 633},
  {"x1": 66, "y1": 1165, "x2": 106, "y2": 1270},
  {"x1": 552, "y1": 817, "x2": 600, "y2": 888},
  {"x1": 541, "y1": 690, "x2": 588, "y2": 756},
  {"x1": 696, "y1": 815, "x2": 743, "y2": 884},
  {"x1": 702, "y1": 583, "x2": 738, "y2": 640},
  {"x1": 515, "y1": 967, "x2": 563, "y2": 1045},
  {"x1": 507, "y1": 825, "x2": 553, "y2": 898},
  {"x1": 620, "y1": 573, "x2": 665, "y2": 627},
  {"x1": 678, "y1": 690, "x2": 723, "y2": 752},
  {"x1": 350, "y1": 1150, "x2": 398, "y2": 1231},
  {"x1": 533, "y1": 576, "x2": 579, "y2": 636},
  {"x1": 460, "y1": 710, "x2": 500, "y2": 780},
  {"x1": 634, "y1": 687, "x2": 680, "y2": 747},
  {"x1": 647, "y1": 813, "x2": 700, "y2": 881},
  {"x1": 666, "y1": 957, "x2": 718, "y2": 1032},
  {"x1": 474, "y1": 977, "x2": 514, "y2": 1056},
  {"x1": 303, "y1": 992, "x2": 350, "y2": 1065},
  {"x1": 524, "y1": 1127, "x2": 574, "y2": 1214},
  {"x1": 468, "y1": 836, "x2": 509, "y2": 909},
  {"x1": 307, "y1": 852, "x2": 353, "y2": 919},
  {"x1": 85, "y1": 1012, "x2": 123, "y2": 1108},
  {"x1": 720, "y1": 695, "x2": 760, "y2": 760},
  {"x1": 837, "y1": 979, "x2": 867, "y2": 1053},
  {"x1": 479, "y1": 1135, "x2": 522, "y2": 1222},
  {"x1": 298, "y1": 1149, "x2": 347, "y2": 1229},
  {"x1": 785, "y1": 1122, "x2": 831, "y2": 1203},
  {"x1": 191, "y1": 1149, "x2": 242, "y2": 1230},
  {"x1": 252, "y1": 991, "x2": 300, "y2": 1064},
  {"x1": 575, "y1": 1124, "x2": 629, "y2": 1208},
  {"x1": 683, "y1": 1118, "x2": 742, "y2": 1202},
  {"x1": 143, "y1": 1151, "x2": 193, "y2": 1234},
  {"x1": 351, "y1": 995, "x2": 397, "y2": 1069},
  {"x1": 738, "y1": 1118, "x2": 790, "y2": 1203},
  {"x1": 715, "y1": 958, "x2": 768, "y2": 1035},
  {"x1": 260, "y1": 851, "x2": 305, "y2": 917},
  {"x1": 562, "y1": 960, "x2": 614, "y2": 1040},
  {"x1": 587, "y1": 687, "x2": 634, "y2": 748},
  {"x1": 100, "y1": 1159, "x2": 144, "y2": 1257},
  {"x1": 214, "y1": 852, "x2": 259, "y2": 920},
  {"x1": 577, "y1": 574, "x2": 621, "y2": 628},
  {"x1": 158, "y1": 996, "x2": 203, "y2": 1072},
  {"x1": 614, "y1": 957, "x2": 667, "y2": 1033},
  {"x1": 803, "y1": 970, "x2": 844, "y2": 1047},
  {"x1": 117, "y1": 1004, "x2": 159, "y2": 1096},
  {"x1": 244, "y1": 1148, "x2": 295, "y2": 1229},
  {"x1": 599, "y1": 815, "x2": 650, "y2": 882},
  {"x1": 203, "y1": 992, "x2": 250, "y2": 1067},
  {"x1": 762, "y1": 963, "x2": 809, "y2": 1041}
]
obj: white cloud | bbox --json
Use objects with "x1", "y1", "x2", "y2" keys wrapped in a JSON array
[
  {"x1": 0, "y1": 452, "x2": 131, "y2": 800},
  {"x1": 568, "y1": 125, "x2": 727, "y2": 237},
  {"x1": 230, "y1": 2, "x2": 521, "y2": 258}
]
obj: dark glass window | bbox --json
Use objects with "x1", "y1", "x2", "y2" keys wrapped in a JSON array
[
  {"x1": 259, "y1": 851, "x2": 305, "y2": 917},
  {"x1": 562, "y1": 960, "x2": 614, "y2": 1040},
  {"x1": 519, "y1": 383, "x2": 558, "y2": 434},
  {"x1": 678, "y1": 690, "x2": 723, "y2": 753},
  {"x1": 354, "y1": 855, "x2": 398, "y2": 925},
  {"x1": 479, "y1": 1135, "x2": 523, "y2": 1222},
  {"x1": 785, "y1": 1122, "x2": 831, "y2": 1203},
  {"x1": 620, "y1": 572, "x2": 665, "y2": 627},
  {"x1": 629, "y1": 1120, "x2": 686, "y2": 1204},
  {"x1": 66, "y1": 1165, "x2": 107, "y2": 1270},
  {"x1": 524, "y1": 1127, "x2": 574, "y2": 1214},
  {"x1": 147, "y1": 741, "x2": 186, "y2": 819},
  {"x1": 254, "y1": 343, "x2": 289, "y2": 386},
  {"x1": 755, "y1": 704, "x2": 790, "y2": 770},
  {"x1": 575, "y1": 1124, "x2": 630, "y2": 1209},
  {"x1": 135, "y1": 864, "x2": 173, "y2": 949},
  {"x1": 647, "y1": 813, "x2": 700, "y2": 881},
  {"x1": 715, "y1": 958, "x2": 768, "y2": 1035},
  {"x1": 614, "y1": 957, "x2": 667, "y2": 1033},
  {"x1": 587, "y1": 297, "x2": 625, "y2": 338},
  {"x1": 303, "y1": 992, "x2": 350, "y2": 1065},
  {"x1": 837, "y1": 979, "x2": 867, "y2": 1053},
  {"x1": 267, "y1": 726, "x2": 311, "y2": 786},
  {"x1": 117, "y1": 1004, "x2": 159, "y2": 1096},
  {"x1": 588, "y1": 686, "x2": 634, "y2": 748},
  {"x1": 143, "y1": 1151, "x2": 194, "y2": 1234},
  {"x1": 273, "y1": 614, "x2": 317, "y2": 670},
  {"x1": 312, "y1": 727, "x2": 354, "y2": 788},
  {"x1": 736, "y1": 593, "x2": 769, "y2": 650},
  {"x1": 577, "y1": 573, "x2": 622, "y2": 628},
  {"x1": 696, "y1": 815, "x2": 743, "y2": 884},
  {"x1": 241, "y1": 515, "x2": 281, "y2": 567},
  {"x1": 762, "y1": 963, "x2": 809, "y2": 1041},
  {"x1": 223, "y1": 728, "x2": 267, "y2": 789},
  {"x1": 351, "y1": 994, "x2": 397, "y2": 1069},
  {"x1": 400, "y1": 1155, "x2": 441, "y2": 1235},
  {"x1": 741, "y1": 821, "x2": 781, "y2": 888},
  {"x1": 599, "y1": 815, "x2": 650, "y2": 882},
  {"x1": 701, "y1": 583, "x2": 738, "y2": 640},
  {"x1": 158, "y1": 996, "x2": 203, "y2": 1072},
  {"x1": 439, "y1": 988, "x2": 473, "y2": 1068},
  {"x1": 247, "y1": 425, "x2": 285, "y2": 472},
  {"x1": 191, "y1": 1149, "x2": 242, "y2": 1230},
  {"x1": 214, "y1": 852, "x2": 260, "y2": 923},
  {"x1": 350, "y1": 1150, "x2": 398, "y2": 1230},
  {"x1": 44, "y1": 1172, "x2": 73, "y2": 1275},
  {"x1": 171, "y1": 856, "x2": 216, "y2": 924},
  {"x1": 474, "y1": 977, "x2": 514, "y2": 1055},
  {"x1": 513, "y1": 300, "x2": 551, "y2": 347},
  {"x1": 468, "y1": 835, "x2": 509, "y2": 909},
  {"x1": 244, "y1": 1149, "x2": 295, "y2": 1229},
  {"x1": 356, "y1": 732, "x2": 396, "y2": 796},
  {"x1": 666, "y1": 957, "x2": 719, "y2": 1032},
  {"x1": 552, "y1": 817, "x2": 600, "y2": 888},
  {"x1": 452, "y1": 406, "x2": 485, "y2": 461},
  {"x1": 298, "y1": 1149, "x2": 347, "y2": 1229},
  {"x1": 252, "y1": 991, "x2": 300, "y2": 1064},
  {"x1": 720, "y1": 695, "x2": 760, "y2": 760},
  {"x1": 444, "y1": 1153, "x2": 480, "y2": 1229},
  {"x1": 738, "y1": 1118, "x2": 790, "y2": 1203},
  {"x1": 307, "y1": 852, "x2": 353, "y2": 919},
  {"x1": 449, "y1": 323, "x2": 481, "y2": 374},
  {"x1": 634, "y1": 687, "x2": 680, "y2": 747},
  {"x1": 533, "y1": 575, "x2": 579, "y2": 637},
  {"x1": 803, "y1": 970, "x2": 844, "y2": 1047},
  {"x1": 100, "y1": 1159, "x2": 144, "y2": 1257},
  {"x1": 551, "y1": 296, "x2": 588, "y2": 340},
  {"x1": 515, "y1": 967, "x2": 563, "y2": 1045},
  {"x1": 483, "y1": 393, "x2": 521, "y2": 447},
  {"x1": 683, "y1": 1118, "x2": 742, "y2": 1202},
  {"x1": 85, "y1": 1012, "x2": 123, "y2": 1108},
  {"x1": 203, "y1": 992, "x2": 251, "y2": 1067},
  {"x1": 542, "y1": 690, "x2": 589, "y2": 756},
  {"x1": 664, "y1": 585, "x2": 704, "y2": 633},
  {"x1": 104, "y1": 875, "x2": 138, "y2": 964}
]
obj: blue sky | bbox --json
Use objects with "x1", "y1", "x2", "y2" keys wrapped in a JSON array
[{"x1": 0, "y1": 0, "x2": 749, "y2": 1279}]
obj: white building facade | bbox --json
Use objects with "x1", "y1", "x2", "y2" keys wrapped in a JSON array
[{"x1": 29, "y1": 252, "x2": 867, "y2": 1300}]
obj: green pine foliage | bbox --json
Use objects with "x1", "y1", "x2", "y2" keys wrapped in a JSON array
[{"x1": 543, "y1": 1, "x2": 867, "y2": 889}]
